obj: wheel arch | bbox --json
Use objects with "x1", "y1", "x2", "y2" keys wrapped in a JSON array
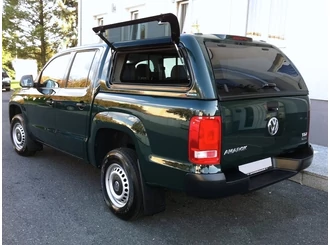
[
  {"x1": 88, "y1": 111, "x2": 150, "y2": 169},
  {"x1": 9, "y1": 103, "x2": 23, "y2": 122}
]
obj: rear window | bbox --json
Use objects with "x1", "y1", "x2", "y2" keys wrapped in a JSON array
[{"x1": 205, "y1": 41, "x2": 308, "y2": 98}]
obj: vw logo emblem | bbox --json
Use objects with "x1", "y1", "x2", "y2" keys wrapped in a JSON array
[{"x1": 267, "y1": 117, "x2": 279, "y2": 136}]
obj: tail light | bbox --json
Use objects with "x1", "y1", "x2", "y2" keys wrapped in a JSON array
[{"x1": 188, "y1": 116, "x2": 221, "y2": 165}]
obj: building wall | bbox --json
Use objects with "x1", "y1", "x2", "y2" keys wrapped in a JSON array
[
  {"x1": 79, "y1": 0, "x2": 328, "y2": 146},
  {"x1": 283, "y1": 0, "x2": 328, "y2": 101},
  {"x1": 12, "y1": 59, "x2": 38, "y2": 80},
  {"x1": 273, "y1": 0, "x2": 328, "y2": 146},
  {"x1": 309, "y1": 100, "x2": 328, "y2": 146},
  {"x1": 78, "y1": 0, "x2": 249, "y2": 45}
]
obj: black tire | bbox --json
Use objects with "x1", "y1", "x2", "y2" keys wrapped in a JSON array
[
  {"x1": 10, "y1": 114, "x2": 37, "y2": 156},
  {"x1": 6, "y1": 88, "x2": 10, "y2": 91},
  {"x1": 101, "y1": 148, "x2": 143, "y2": 220}
]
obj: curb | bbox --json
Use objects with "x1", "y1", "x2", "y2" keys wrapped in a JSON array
[
  {"x1": 290, "y1": 170, "x2": 328, "y2": 192},
  {"x1": 289, "y1": 144, "x2": 328, "y2": 192}
]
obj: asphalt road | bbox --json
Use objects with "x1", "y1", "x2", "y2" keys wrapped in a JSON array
[{"x1": 2, "y1": 91, "x2": 328, "y2": 245}]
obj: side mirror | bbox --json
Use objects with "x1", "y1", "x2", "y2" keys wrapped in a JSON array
[{"x1": 20, "y1": 75, "x2": 34, "y2": 88}]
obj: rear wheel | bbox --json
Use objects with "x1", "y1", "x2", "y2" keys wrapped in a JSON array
[
  {"x1": 101, "y1": 148, "x2": 143, "y2": 220},
  {"x1": 10, "y1": 114, "x2": 37, "y2": 156}
]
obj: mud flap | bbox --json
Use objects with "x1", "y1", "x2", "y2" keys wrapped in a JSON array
[{"x1": 137, "y1": 163, "x2": 166, "y2": 216}]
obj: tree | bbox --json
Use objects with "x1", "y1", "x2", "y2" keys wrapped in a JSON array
[
  {"x1": 2, "y1": 49, "x2": 15, "y2": 79},
  {"x1": 2, "y1": 0, "x2": 78, "y2": 71},
  {"x1": 57, "y1": 0, "x2": 78, "y2": 48}
]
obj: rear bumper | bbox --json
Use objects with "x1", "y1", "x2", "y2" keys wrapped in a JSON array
[{"x1": 185, "y1": 144, "x2": 313, "y2": 198}]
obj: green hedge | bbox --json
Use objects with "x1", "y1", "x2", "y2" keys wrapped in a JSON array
[{"x1": 11, "y1": 80, "x2": 21, "y2": 90}]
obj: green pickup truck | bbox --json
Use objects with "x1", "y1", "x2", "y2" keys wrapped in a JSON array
[{"x1": 9, "y1": 14, "x2": 313, "y2": 220}]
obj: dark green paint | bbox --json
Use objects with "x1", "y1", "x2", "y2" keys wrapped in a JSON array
[
  {"x1": 89, "y1": 92, "x2": 219, "y2": 189},
  {"x1": 219, "y1": 96, "x2": 309, "y2": 171},
  {"x1": 54, "y1": 87, "x2": 93, "y2": 159}
]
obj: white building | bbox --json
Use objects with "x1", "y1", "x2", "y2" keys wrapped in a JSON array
[
  {"x1": 12, "y1": 59, "x2": 38, "y2": 80},
  {"x1": 78, "y1": 0, "x2": 328, "y2": 146}
]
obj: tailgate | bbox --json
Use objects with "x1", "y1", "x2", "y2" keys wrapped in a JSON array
[
  {"x1": 204, "y1": 38, "x2": 310, "y2": 170},
  {"x1": 220, "y1": 96, "x2": 309, "y2": 170}
]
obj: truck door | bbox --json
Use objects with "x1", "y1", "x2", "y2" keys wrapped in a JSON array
[
  {"x1": 27, "y1": 53, "x2": 72, "y2": 147},
  {"x1": 54, "y1": 49, "x2": 100, "y2": 159}
]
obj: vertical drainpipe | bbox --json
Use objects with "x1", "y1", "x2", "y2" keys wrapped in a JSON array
[
  {"x1": 245, "y1": 0, "x2": 250, "y2": 35},
  {"x1": 229, "y1": 0, "x2": 232, "y2": 33},
  {"x1": 191, "y1": 0, "x2": 194, "y2": 33},
  {"x1": 78, "y1": 0, "x2": 82, "y2": 46}
]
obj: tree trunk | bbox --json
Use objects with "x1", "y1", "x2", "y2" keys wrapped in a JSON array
[{"x1": 39, "y1": 0, "x2": 46, "y2": 67}]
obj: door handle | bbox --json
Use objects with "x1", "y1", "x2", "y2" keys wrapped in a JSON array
[
  {"x1": 76, "y1": 102, "x2": 86, "y2": 109},
  {"x1": 268, "y1": 107, "x2": 278, "y2": 112},
  {"x1": 267, "y1": 101, "x2": 279, "y2": 112},
  {"x1": 46, "y1": 99, "x2": 54, "y2": 106}
]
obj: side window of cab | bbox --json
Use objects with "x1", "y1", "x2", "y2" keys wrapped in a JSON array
[
  {"x1": 40, "y1": 53, "x2": 71, "y2": 88},
  {"x1": 66, "y1": 50, "x2": 97, "y2": 88}
]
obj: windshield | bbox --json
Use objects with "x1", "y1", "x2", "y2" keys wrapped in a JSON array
[{"x1": 205, "y1": 41, "x2": 308, "y2": 98}]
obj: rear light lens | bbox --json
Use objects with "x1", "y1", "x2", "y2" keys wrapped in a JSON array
[
  {"x1": 189, "y1": 116, "x2": 221, "y2": 165},
  {"x1": 226, "y1": 35, "x2": 253, "y2": 42}
]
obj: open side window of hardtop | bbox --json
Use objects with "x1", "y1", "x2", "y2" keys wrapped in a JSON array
[
  {"x1": 92, "y1": 13, "x2": 180, "y2": 50},
  {"x1": 93, "y1": 13, "x2": 192, "y2": 87}
]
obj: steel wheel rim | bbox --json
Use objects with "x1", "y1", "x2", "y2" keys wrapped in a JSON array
[
  {"x1": 12, "y1": 122, "x2": 26, "y2": 151},
  {"x1": 105, "y1": 163, "x2": 130, "y2": 208}
]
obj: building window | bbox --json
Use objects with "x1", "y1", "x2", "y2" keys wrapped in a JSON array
[
  {"x1": 96, "y1": 16, "x2": 105, "y2": 43},
  {"x1": 97, "y1": 17, "x2": 104, "y2": 26},
  {"x1": 131, "y1": 11, "x2": 139, "y2": 20},
  {"x1": 177, "y1": 1, "x2": 189, "y2": 33},
  {"x1": 129, "y1": 10, "x2": 142, "y2": 40},
  {"x1": 246, "y1": 0, "x2": 288, "y2": 46}
]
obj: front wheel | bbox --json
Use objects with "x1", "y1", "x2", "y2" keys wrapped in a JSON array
[
  {"x1": 101, "y1": 148, "x2": 143, "y2": 220},
  {"x1": 10, "y1": 114, "x2": 37, "y2": 156}
]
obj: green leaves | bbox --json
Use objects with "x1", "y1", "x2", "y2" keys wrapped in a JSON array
[
  {"x1": 2, "y1": 0, "x2": 78, "y2": 72},
  {"x1": 2, "y1": 50, "x2": 15, "y2": 79}
]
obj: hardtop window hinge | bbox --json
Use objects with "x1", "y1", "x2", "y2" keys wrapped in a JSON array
[
  {"x1": 173, "y1": 42, "x2": 191, "y2": 81},
  {"x1": 96, "y1": 30, "x2": 115, "y2": 50}
]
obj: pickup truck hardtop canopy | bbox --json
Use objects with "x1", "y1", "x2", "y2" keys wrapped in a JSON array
[{"x1": 92, "y1": 13, "x2": 180, "y2": 50}]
